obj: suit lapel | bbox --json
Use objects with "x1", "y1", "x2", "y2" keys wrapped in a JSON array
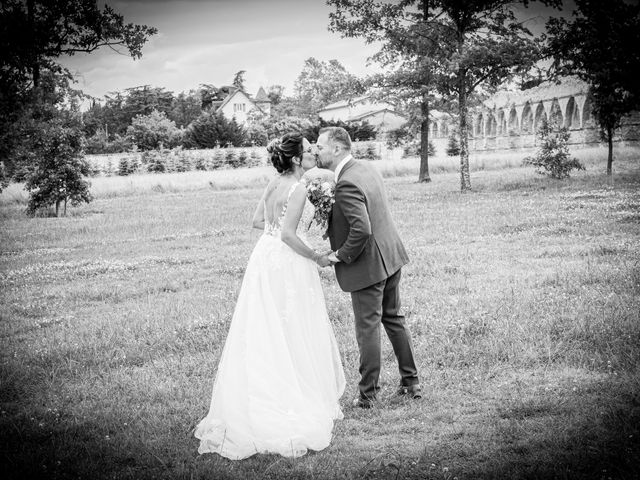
[{"x1": 337, "y1": 158, "x2": 355, "y2": 182}]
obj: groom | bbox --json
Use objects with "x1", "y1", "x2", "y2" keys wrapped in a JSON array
[{"x1": 315, "y1": 127, "x2": 421, "y2": 408}]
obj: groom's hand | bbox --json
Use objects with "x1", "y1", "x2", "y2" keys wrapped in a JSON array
[
  {"x1": 327, "y1": 251, "x2": 340, "y2": 264},
  {"x1": 315, "y1": 252, "x2": 333, "y2": 268}
]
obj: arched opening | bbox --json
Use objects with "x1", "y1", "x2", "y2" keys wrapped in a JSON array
[
  {"x1": 508, "y1": 107, "x2": 518, "y2": 135},
  {"x1": 476, "y1": 113, "x2": 484, "y2": 137},
  {"x1": 430, "y1": 121, "x2": 437, "y2": 138},
  {"x1": 521, "y1": 102, "x2": 534, "y2": 134},
  {"x1": 497, "y1": 110, "x2": 505, "y2": 136},
  {"x1": 534, "y1": 102, "x2": 547, "y2": 133},
  {"x1": 549, "y1": 99, "x2": 563, "y2": 129},
  {"x1": 488, "y1": 115, "x2": 497, "y2": 137},
  {"x1": 582, "y1": 94, "x2": 595, "y2": 128},
  {"x1": 565, "y1": 97, "x2": 580, "y2": 129}
]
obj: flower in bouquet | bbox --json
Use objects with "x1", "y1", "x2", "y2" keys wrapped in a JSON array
[{"x1": 306, "y1": 177, "x2": 335, "y2": 232}]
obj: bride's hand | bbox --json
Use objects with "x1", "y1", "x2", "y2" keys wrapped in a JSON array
[{"x1": 313, "y1": 251, "x2": 333, "y2": 268}]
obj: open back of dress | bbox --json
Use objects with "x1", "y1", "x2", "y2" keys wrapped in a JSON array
[{"x1": 195, "y1": 179, "x2": 345, "y2": 460}]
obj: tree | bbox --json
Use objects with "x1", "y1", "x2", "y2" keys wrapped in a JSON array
[
  {"x1": 170, "y1": 90, "x2": 203, "y2": 128},
  {"x1": 446, "y1": 132, "x2": 460, "y2": 156},
  {"x1": 0, "y1": 0, "x2": 156, "y2": 180},
  {"x1": 329, "y1": 1, "x2": 439, "y2": 182},
  {"x1": 127, "y1": 110, "x2": 182, "y2": 150},
  {"x1": 233, "y1": 70, "x2": 246, "y2": 91},
  {"x1": 185, "y1": 111, "x2": 246, "y2": 148},
  {"x1": 329, "y1": 0, "x2": 560, "y2": 191},
  {"x1": 524, "y1": 120, "x2": 584, "y2": 179},
  {"x1": 546, "y1": 0, "x2": 640, "y2": 175},
  {"x1": 23, "y1": 117, "x2": 92, "y2": 216},
  {"x1": 0, "y1": 0, "x2": 156, "y2": 90},
  {"x1": 257, "y1": 116, "x2": 317, "y2": 142},
  {"x1": 90, "y1": 86, "x2": 175, "y2": 139},
  {"x1": 245, "y1": 122, "x2": 269, "y2": 146},
  {"x1": 267, "y1": 85, "x2": 285, "y2": 105},
  {"x1": 293, "y1": 57, "x2": 365, "y2": 117}
]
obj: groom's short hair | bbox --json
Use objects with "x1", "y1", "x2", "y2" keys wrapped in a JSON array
[{"x1": 319, "y1": 126, "x2": 352, "y2": 151}]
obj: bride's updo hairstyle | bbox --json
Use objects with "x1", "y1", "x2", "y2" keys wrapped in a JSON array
[{"x1": 266, "y1": 132, "x2": 304, "y2": 174}]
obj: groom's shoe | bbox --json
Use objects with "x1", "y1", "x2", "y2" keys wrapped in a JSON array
[{"x1": 395, "y1": 384, "x2": 422, "y2": 399}]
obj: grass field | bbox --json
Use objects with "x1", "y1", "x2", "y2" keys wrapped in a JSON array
[{"x1": 1, "y1": 148, "x2": 639, "y2": 479}]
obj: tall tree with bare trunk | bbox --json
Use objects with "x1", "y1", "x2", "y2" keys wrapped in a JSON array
[{"x1": 328, "y1": 0, "x2": 560, "y2": 191}]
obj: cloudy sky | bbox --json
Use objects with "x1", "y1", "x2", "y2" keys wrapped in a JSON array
[{"x1": 60, "y1": 0, "x2": 572, "y2": 101}]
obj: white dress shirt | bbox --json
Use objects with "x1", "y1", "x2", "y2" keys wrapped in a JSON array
[{"x1": 334, "y1": 154, "x2": 353, "y2": 182}]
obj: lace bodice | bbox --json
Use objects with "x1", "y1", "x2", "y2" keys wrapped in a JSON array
[{"x1": 264, "y1": 181, "x2": 315, "y2": 240}]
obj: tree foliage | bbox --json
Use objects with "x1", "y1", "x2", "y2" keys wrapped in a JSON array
[
  {"x1": 127, "y1": 110, "x2": 183, "y2": 150},
  {"x1": 0, "y1": 0, "x2": 156, "y2": 205},
  {"x1": 23, "y1": 118, "x2": 92, "y2": 216},
  {"x1": 329, "y1": 0, "x2": 560, "y2": 191},
  {"x1": 233, "y1": 70, "x2": 246, "y2": 91},
  {"x1": 83, "y1": 86, "x2": 175, "y2": 139},
  {"x1": 546, "y1": 0, "x2": 640, "y2": 175},
  {"x1": 293, "y1": 57, "x2": 366, "y2": 118},
  {"x1": 185, "y1": 112, "x2": 246, "y2": 148},
  {"x1": 0, "y1": 0, "x2": 156, "y2": 158},
  {"x1": 170, "y1": 90, "x2": 203, "y2": 128},
  {"x1": 524, "y1": 120, "x2": 584, "y2": 179},
  {"x1": 446, "y1": 133, "x2": 460, "y2": 156},
  {"x1": 267, "y1": 85, "x2": 285, "y2": 105}
]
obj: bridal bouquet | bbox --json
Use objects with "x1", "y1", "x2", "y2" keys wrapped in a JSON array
[{"x1": 306, "y1": 177, "x2": 335, "y2": 232}]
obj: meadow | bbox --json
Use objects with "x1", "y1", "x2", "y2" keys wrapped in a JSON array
[{"x1": 1, "y1": 147, "x2": 639, "y2": 479}]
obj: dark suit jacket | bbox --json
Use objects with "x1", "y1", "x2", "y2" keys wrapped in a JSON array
[{"x1": 328, "y1": 159, "x2": 409, "y2": 292}]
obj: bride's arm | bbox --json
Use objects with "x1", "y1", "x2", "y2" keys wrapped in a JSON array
[
  {"x1": 251, "y1": 197, "x2": 265, "y2": 230},
  {"x1": 281, "y1": 183, "x2": 321, "y2": 263},
  {"x1": 251, "y1": 179, "x2": 275, "y2": 229}
]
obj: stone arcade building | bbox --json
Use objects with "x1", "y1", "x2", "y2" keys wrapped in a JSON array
[{"x1": 429, "y1": 77, "x2": 640, "y2": 152}]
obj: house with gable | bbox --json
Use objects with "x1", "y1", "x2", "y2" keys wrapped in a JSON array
[
  {"x1": 318, "y1": 95, "x2": 406, "y2": 133},
  {"x1": 212, "y1": 86, "x2": 271, "y2": 125}
]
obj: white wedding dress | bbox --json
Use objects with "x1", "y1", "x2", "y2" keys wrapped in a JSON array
[{"x1": 195, "y1": 181, "x2": 346, "y2": 460}]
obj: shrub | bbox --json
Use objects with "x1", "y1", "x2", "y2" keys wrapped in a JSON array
[
  {"x1": 105, "y1": 160, "x2": 114, "y2": 176},
  {"x1": 195, "y1": 156, "x2": 207, "y2": 171},
  {"x1": 237, "y1": 149, "x2": 248, "y2": 167},
  {"x1": 523, "y1": 121, "x2": 585, "y2": 179},
  {"x1": 446, "y1": 134, "x2": 460, "y2": 156},
  {"x1": 225, "y1": 149, "x2": 238, "y2": 168},
  {"x1": 352, "y1": 145, "x2": 366, "y2": 159},
  {"x1": 261, "y1": 116, "x2": 316, "y2": 141},
  {"x1": 85, "y1": 132, "x2": 133, "y2": 154},
  {"x1": 175, "y1": 152, "x2": 191, "y2": 172},
  {"x1": 365, "y1": 143, "x2": 380, "y2": 160},
  {"x1": 23, "y1": 122, "x2": 92, "y2": 217},
  {"x1": 118, "y1": 158, "x2": 130, "y2": 176},
  {"x1": 402, "y1": 139, "x2": 420, "y2": 158},
  {"x1": 249, "y1": 149, "x2": 261, "y2": 167},
  {"x1": 428, "y1": 140, "x2": 436, "y2": 156},
  {"x1": 185, "y1": 111, "x2": 246, "y2": 148},
  {"x1": 127, "y1": 110, "x2": 182, "y2": 151},
  {"x1": 145, "y1": 151, "x2": 167, "y2": 173},
  {"x1": 211, "y1": 149, "x2": 225, "y2": 170},
  {"x1": 128, "y1": 156, "x2": 141, "y2": 174},
  {"x1": 245, "y1": 122, "x2": 269, "y2": 146},
  {"x1": 386, "y1": 126, "x2": 410, "y2": 148}
]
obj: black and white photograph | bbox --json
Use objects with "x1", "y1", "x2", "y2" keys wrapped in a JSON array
[{"x1": 1, "y1": 0, "x2": 639, "y2": 478}]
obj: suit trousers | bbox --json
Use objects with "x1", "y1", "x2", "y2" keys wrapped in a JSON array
[{"x1": 350, "y1": 268, "x2": 419, "y2": 401}]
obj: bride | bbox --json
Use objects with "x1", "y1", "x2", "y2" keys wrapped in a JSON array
[{"x1": 195, "y1": 132, "x2": 346, "y2": 460}]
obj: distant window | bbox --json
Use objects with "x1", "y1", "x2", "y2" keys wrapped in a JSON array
[{"x1": 234, "y1": 103, "x2": 247, "y2": 112}]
